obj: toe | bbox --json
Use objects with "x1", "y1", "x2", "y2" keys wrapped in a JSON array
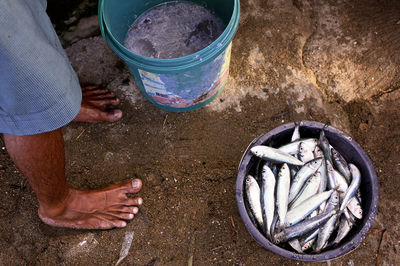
[
  {"x1": 82, "y1": 87, "x2": 108, "y2": 96},
  {"x1": 96, "y1": 92, "x2": 116, "y2": 98},
  {"x1": 123, "y1": 197, "x2": 143, "y2": 206},
  {"x1": 101, "y1": 109, "x2": 123, "y2": 122},
  {"x1": 109, "y1": 97, "x2": 120, "y2": 105},
  {"x1": 82, "y1": 85, "x2": 99, "y2": 92},
  {"x1": 109, "y1": 206, "x2": 139, "y2": 214},
  {"x1": 94, "y1": 215, "x2": 127, "y2": 229},
  {"x1": 103, "y1": 97, "x2": 120, "y2": 106},
  {"x1": 121, "y1": 213, "x2": 135, "y2": 220},
  {"x1": 87, "y1": 91, "x2": 118, "y2": 101},
  {"x1": 114, "y1": 220, "x2": 127, "y2": 228},
  {"x1": 120, "y1": 179, "x2": 142, "y2": 193},
  {"x1": 86, "y1": 97, "x2": 120, "y2": 108},
  {"x1": 129, "y1": 179, "x2": 143, "y2": 193}
]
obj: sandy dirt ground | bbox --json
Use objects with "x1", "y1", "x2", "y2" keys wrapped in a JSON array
[{"x1": 0, "y1": 0, "x2": 399, "y2": 265}]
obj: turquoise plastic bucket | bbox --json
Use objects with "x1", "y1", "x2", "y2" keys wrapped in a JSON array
[{"x1": 98, "y1": 0, "x2": 240, "y2": 112}]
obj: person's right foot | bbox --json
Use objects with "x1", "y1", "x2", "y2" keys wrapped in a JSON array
[{"x1": 38, "y1": 179, "x2": 143, "y2": 229}]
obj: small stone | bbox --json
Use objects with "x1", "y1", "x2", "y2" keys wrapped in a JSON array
[
  {"x1": 63, "y1": 15, "x2": 100, "y2": 44},
  {"x1": 64, "y1": 16, "x2": 78, "y2": 25},
  {"x1": 359, "y1": 123, "x2": 369, "y2": 131}
]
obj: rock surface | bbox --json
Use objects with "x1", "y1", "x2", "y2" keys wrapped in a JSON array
[{"x1": 63, "y1": 15, "x2": 100, "y2": 45}]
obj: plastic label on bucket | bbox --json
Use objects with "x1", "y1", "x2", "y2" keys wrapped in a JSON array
[{"x1": 138, "y1": 44, "x2": 231, "y2": 108}]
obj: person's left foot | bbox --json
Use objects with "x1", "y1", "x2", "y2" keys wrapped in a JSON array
[{"x1": 73, "y1": 85, "x2": 123, "y2": 122}]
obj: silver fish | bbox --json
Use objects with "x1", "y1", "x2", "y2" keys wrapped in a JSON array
[
  {"x1": 325, "y1": 159, "x2": 337, "y2": 190},
  {"x1": 270, "y1": 210, "x2": 279, "y2": 243},
  {"x1": 318, "y1": 129, "x2": 333, "y2": 164},
  {"x1": 290, "y1": 166, "x2": 298, "y2": 180},
  {"x1": 331, "y1": 148, "x2": 351, "y2": 183},
  {"x1": 300, "y1": 228, "x2": 319, "y2": 246},
  {"x1": 270, "y1": 164, "x2": 279, "y2": 177},
  {"x1": 289, "y1": 171, "x2": 321, "y2": 209},
  {"x1": 245, "y1": 175, "x2": 263, "y2": 227},
  {"x1": 317, "y1": 156, "x2": 328, "y2": 212},
  {"x1": 340, "y1": 164, "x2": 361, "y2": 211},
  {"x1": 333, "y1": 169, "x2": 349, "y2": 195},
  {"x1": 278, "y1": 138, "x2": 318, "y2": 155},
  {"x1": 261, "y1": 164, "x2": 276, "y2": 238},
  {"x1": 308, "y1": 209, "x2": 319, "y2": 219},
  {"x1": 347, "y1": 196, "x2": 363, "y2": 219},
  {"x1": 276, "y1": 163, "x2": 291, "y2": 229},
  {"x1": 244, "y1": 127, "x2": 364, "y2": 254},
  {"x1": 291, "y1": 122, "x2": 301, "y2": 142},
  {"x1": 332, "y1": 216, "x2": 354, "y2": 246},
  {"x1": 276, "y1": 209, "x2": 337, "y2": 244},
  {"x1": 343, "y1": 208, "x2": 356, "y2": 224},
  {"x1": 251, "y1": 145, "x2": 304, "y2": 166},
  {"x1": 289, "y1": 158, "x2": 323, "y2": 203},
  {"x1": 313, "y1": 145, "x2": 323, "y2": 158},
  {"x1": 285, "y1": 190, "x2": 333, "y2": 227},
  {"x1": 314, "y1": 191, "x2": 340, "y2": 252},
  {"x1": 300, "y1": 228, "x2": 319, "y2": 252},
  {"x1": 298, "y1": 142, "x2": 315, "y2": 163},
  {"x1": 356, "y1": 189, "x2": 362, "y2": 204},
  {"x1": 288, "y1": 239, "x2": 303, "y2": 253},
  {"x1": 301, "y1": 237, "x2": 316, "y2": 252},
  {"x1": 244, "y1": 199, "x2": 258, "y2": 226}
]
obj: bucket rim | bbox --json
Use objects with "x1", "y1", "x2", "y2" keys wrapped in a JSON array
[
  {"x1": 235, "y1": 120, "x2": 379, "y2": 261},
  {"x1": 99, "y1": 0, "x2": 240, "y2": 68}
]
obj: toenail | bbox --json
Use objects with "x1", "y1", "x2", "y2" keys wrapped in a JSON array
[
  {"x1": 121, "y1": 221, "x2": 127, "y2": 227},
  {"x1": 132, "y1": 180, "x2": 141, "y2": 189},
  {"x1": 129, "y1": 213, "x2": 134, "y2": 219},
  {"x1": 133, "y1": 207, "x2": 139, "y2": 214},
  {"x1": 114, "y1": 110, "x2": 122, "y2": 117},
  {"x1": 138, "y1": 198, "x2": 143, "y2": 205}
]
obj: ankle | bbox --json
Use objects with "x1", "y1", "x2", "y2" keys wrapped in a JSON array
[{"x1": 38, "y1": 188, "x2": 73, "y2": 218}]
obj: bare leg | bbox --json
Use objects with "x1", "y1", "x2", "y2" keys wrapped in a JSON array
[
  {"x1": 3, "y1": 85, "x2": 142, "y2": 229},
  {"x1": 4, "y1": 129, "x2": 142, "y2": 229},
  {"x1": 4, "y1": 123, "x2": 143, "y2": 229}
]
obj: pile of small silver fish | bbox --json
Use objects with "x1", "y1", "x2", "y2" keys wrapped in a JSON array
[{"x1": 244, "y1": 123, "x2": 363, "y2": 253}]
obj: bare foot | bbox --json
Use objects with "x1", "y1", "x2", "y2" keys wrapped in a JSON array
[
  {"x1": 73, "y1": 85, "x2": 123, "y2": 122},
  {"x1": 38, "y1": 179, "x2": 143, "y2": 229}
]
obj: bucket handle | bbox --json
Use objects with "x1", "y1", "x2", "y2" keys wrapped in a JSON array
[{"x1": 98, "y1": 0, "x2": 106, "y2": 39}]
